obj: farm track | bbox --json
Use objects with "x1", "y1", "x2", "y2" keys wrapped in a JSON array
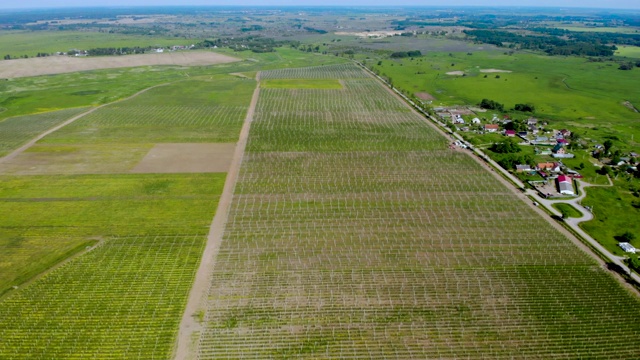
[
  {"x1": 0, "y1": 82, "x2": 173, "y2": 166},
  {"x1": 174, "y1": 72, "x2": 261, "y2": 360}
]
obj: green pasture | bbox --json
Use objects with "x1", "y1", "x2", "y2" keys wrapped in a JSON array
[
  {"x1": 615, "y1": 45, "x2": 640, "y2": 58},
  {"x1": 261, "y1": 78, "x2": 343, "y2": 89},
  {"x1": 0, "y1": 30, "x2": 182, "y2": 58},
  {"x1": 581, "y1": 185, "x2": 640, "y2": 255},
  {"x1": 0, "y1": 173, "x2": 225, "y2": 296},
  {"x1": 552, "y1": 203, "x2": 582, "y2": 218},
  {"x1": 373, "y1": 51, "x2": 640, "y2": 147}
]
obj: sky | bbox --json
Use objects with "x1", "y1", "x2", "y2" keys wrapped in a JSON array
[{"x1": 0, "y1": 1, "x2": 639, "y2": 10}]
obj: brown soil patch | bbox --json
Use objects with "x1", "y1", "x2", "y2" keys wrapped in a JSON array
[
  {"x1": 415, "y1": 92, "x2": 436, "y2": 101},
  {"x1": 479, "y1": 69, "x2": 512, "y2": 73},
  {"x1": 0, "y1": 52, "x2": 239, "y2": 79},
  {"x1": 131, "y1": 143, "x2": 235, "y2": 174},
  {"x1": 0, "y1": 144, "x2": 151, "y2": 175}
]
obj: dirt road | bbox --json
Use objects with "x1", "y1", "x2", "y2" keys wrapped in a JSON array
[{"x1": 173, "y1": 73, "x2": 260, "y2": 360}]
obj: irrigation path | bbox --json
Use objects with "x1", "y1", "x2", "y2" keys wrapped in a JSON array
[
  {"x1": 0, "y1": 83, "x2": 172, "y2": 165},
  {"x1": 354, "y1": 60, "x2": 640, "y2": 286},
  {"x1": 173, "y1": 72, "x2": 261, "y2": 360}
]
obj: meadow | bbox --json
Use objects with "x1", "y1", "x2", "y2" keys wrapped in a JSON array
[
  {"x1": 0, "y1": 30, "x2": 183, "y2": 58},
  {"x1": 194, "y1": 64, "x2": 640, "y2": 359},
  {"x1": 372, "y1": 51, "x2": 640, "y2": 147}
]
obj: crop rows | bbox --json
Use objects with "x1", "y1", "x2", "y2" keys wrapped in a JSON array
[
  {"x1": 41, "y1": 78, "x2": 253, "y2": 144},
  {"x1": 0, "y1": 235, "x2": 205, "y2": 359},
  {"x1": 195, "y1": 64, "x2": 640, "y2": 359},
  {"x1": 0, "y1": 108, "x2": 88, "y2": 157},
  {"x1": 259, "y1": 64, "x2": 370, "y2": 80}
]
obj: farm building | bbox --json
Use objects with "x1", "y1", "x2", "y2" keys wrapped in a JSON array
[
  {"x1": 538, "y1": 162, "x2": 561, "y2": 172},
  {"x1": 484, "y1": 124, "x2": 499, "y2": 133},
  {"x1": 556, "y1": 175, "x2": 574, "y2": 195},
  {"x1": 619, "y1": 242, "x2": 637, "y2": 253}
]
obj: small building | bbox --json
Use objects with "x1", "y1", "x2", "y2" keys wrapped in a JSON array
[
  {"x1": 527, "y1": 118, "x2": 538, "y2": 126},
  {"x1": 619, "y1": 242, "x2": 637, "y2": 254},
  {"x1": 556, "y1": 175, "x2": 574, "y2": 195},
  {"x1": 516, "y1": 164, "x2": 532, "y2": 172},
  {"x1": 485, "y1": 124, "x2": 499, "y2": 133},
  {"x1": 560, "y1": 129, "x2": 571, "y2": 138},
  {"x1": 505, "y1": 130, "x2": 516, "y2": 137},
  {"x1": 538, "y1": 162, "x2": 561, "y2": 173},
  {"x1": 552, "y1": 144, "x2": 566, "y2": 155},
  {"x1": 518, "y1": 131, "x2": 528, "y2": 137},
  {"x1": 528, "y1": 124, "x2": 539, "y2": 135},
  {"x1": 472, "y1": 117, "x2": 481, "y2": 124},
  {"x1": 557, "y1": 138, "x2": 569, "y2": 145},
  {"x1": 535, "y1": 136, "x2": 549, "y2": 142}
]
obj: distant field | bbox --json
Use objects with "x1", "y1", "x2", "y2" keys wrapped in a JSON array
[
  {"x1": 0, "y1": 30, "x2": 183, "y2": 58},
  {"x1": 558, "y1": 26, "x2": 640, "y2": 34},
  {"x1": 615, "y1": 45, "x2": 640, "y2": 58},
  {"x1": 373, "y1": 51, "x2": 640, "y2": 147},
  {"x1": 261, "y1": 78, "x2": 343, "y2": 89},
  {"x1": 0, "y1": 51, "x2": 239, "y2": 79}
]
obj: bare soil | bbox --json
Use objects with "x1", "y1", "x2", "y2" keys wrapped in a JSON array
[
  {"x1": 131, "y1": 143, "x2": 236, "y2": 174},
  {"x1": 446, "y1": 71, "x2": 465, "y2": 76},
  {"x1": 415, "y1": 92, "x2": 436, "y2": 101},
  {"x1": 479, "y1": 69, "x2": 512, "y2": 73},
  {"x1": 0, "y1": 52, "x2": 239, "y2": 79}
]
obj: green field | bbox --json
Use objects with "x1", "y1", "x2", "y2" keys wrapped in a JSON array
[
  {"x1": 581, "y1": 185, "x2": 640, "y2": 255},
  {"x1": 0, "y1": 173, "x2": 225, "y2": 297},
  {"x1": 615, "y1": 45, "x2": 640, "y2": 58},
  {"x1": 372, "y1": 51, "x2": 640, "y2": 147},
  {"x1": 0, "y1": 30, "x2": 183, "y2": 58},
  {"x1": 261, "y1": 78, "x2": 343, "y2": 89},
  {"x1": 194, "y1": 64, "x2": 640, "y2": 359},
  {"x1": 552, "y1": 203, "x2": 582, "y2": 218},
  {"x1": 42, "y1": 77, "x2": 254, "y2": 145},
  {"x1": 0, "y1": 107, "x2": 88, "y2": 156}
]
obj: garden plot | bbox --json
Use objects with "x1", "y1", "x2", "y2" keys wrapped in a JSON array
[
  {"x1": 132, "y1": 143, "x2": 236, "y2": 173},
  {"x1": 194, "y1": 64, "x2": 640, "y2": 359}
]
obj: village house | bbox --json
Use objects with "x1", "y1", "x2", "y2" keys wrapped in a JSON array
[
  {"x1": 485, "y1": 124, "x2": 499, "y2": 133},
  {"x1": 538, "y1": 162, "x2": 562, "y2": 173},
  {"x1": 527, "y1": 118, "x2": 538, "y2": 126},
  {"x1": 528, "y1": 124, "x2": 539, "y2": 135},
  {"x1": 556, "y1": 175, "x2": 574, "y2": 195},
  {"x1": 560, "y1": 129, "x2": 571, "y2": 138},
  {"x1": 505, "y1": 130, "x2": 516, "y2": 137},
  {"x1": 516, "y1": 164, "x2": 532, "y2": 172},
  {"x1": 552, "y1": 144, "x2": 566, "y2": 155}
]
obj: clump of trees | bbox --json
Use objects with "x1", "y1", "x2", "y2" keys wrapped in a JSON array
[
  {"x1": 490, "y1": 139, "x2": 521, "y2": 154},
  {"x1": 514, "y1": 103, "x2": 535, "y2": 112},
  {"x1": 390, "y1": 50, "x2": 422, "y2": 58},
  {"x1": 479, "y1": 98, "x2": 504, "y2": 111}
]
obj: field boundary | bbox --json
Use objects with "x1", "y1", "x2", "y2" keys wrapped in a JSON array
[
  {"x1": 0, "y1": 82, "x2": 174, "y2": 166},
  {"x1": 173, "y1": 73, "x2": 260, "y2": 360}
]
